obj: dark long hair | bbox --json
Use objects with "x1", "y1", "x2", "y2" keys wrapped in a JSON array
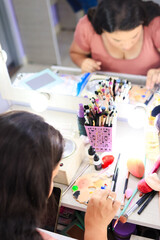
[
  {"x1": 88, "y1": 0, "x2": 160, "y2": 34},
  {"x1": 0, "y1": 111, "x2": 64, "y2": 240}
]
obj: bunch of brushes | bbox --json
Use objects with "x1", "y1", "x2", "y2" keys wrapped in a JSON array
[
  {"x1": 94, "y1": 77, "x2": 131, "y2": 102},
  {"x1": 83, "y1": 77, "x2": 131, "y2": 127}
]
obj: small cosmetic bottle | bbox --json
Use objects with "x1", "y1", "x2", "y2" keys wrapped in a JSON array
[
  {"x1": 93, "y1": 153, "x2": 102, "y2": 171},
  {"x1": 88, "y1": 146, "x2": 95, "y2": 164},
  {"x1": 77, "y1": 103, "x2": 87, "y2": 136}
]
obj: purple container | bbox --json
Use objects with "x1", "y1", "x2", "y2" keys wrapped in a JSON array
[
  {"x1": 112, "y1": 220, "x2": 136, "y2": 240},
  {"x1": 85, "y1": 126, "x2": 113, "y2": 152}
]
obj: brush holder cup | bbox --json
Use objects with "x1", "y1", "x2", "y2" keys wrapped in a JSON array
[{"x1": 85, "y1": 124, "x2": 116, "y2": 152}]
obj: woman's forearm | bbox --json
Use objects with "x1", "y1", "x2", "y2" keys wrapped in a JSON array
[
  {"x1": 70, "y1": 51, "x2": 88, "y2": 68},
  {"x1": 84, "y1": 225, "x2": 107, "y2": 240}
]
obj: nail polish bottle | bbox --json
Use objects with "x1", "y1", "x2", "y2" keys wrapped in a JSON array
[
  {"x1": 77, "y1": 103, "x2": 87, "y2": 136},
  {"x1": 93, "y1": 153, "x2": 102, "y2": 171},
  {"x1": 88, "y1": 146, "x2": 95, "y2": 164}
]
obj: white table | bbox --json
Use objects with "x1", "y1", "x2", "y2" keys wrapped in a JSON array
[
  {"x1": 56, "y1": 120, "x2": 160, "y2": 230},
  {"x1": 8, "y1": 105, "x2": 160, "y2": 231}
]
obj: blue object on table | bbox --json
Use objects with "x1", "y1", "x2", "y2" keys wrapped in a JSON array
[
  {"x1": 76, "y1": 72, "x2": 91, "y2": 96},
  {"x1": 66, "y1": 0, "x2": 98, "y2": 14}
]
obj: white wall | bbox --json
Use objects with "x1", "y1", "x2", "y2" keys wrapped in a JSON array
[{"x1": 12, "y1": 0, "x2": 61, "y2": 65}]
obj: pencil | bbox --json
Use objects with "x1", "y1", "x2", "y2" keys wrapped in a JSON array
[{"x1": 137, "y1": 191, "x2": 157, "y2": 215}]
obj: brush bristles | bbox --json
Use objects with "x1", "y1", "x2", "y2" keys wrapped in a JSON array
[{"x1": 119, "y1": 214, "x2": 128, "y2": 223}]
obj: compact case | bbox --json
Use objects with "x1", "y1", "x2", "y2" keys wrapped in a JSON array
[{"x1": 112, "y1": 220, "x2": 136, "y2": 240}]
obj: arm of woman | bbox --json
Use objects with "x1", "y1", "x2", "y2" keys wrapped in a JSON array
[
  {"x1": 146, "y1": 49, "x2": 160, "y2": 89},
  {"x1": 84, "y1": 189, "x2": 121, "y2": 240},
  {"x1": 146, "y1": 16, "x2": 160, "y2": 89},
  {"x1": 70, "y1": 40, "x2": 102, "y2": 73}
]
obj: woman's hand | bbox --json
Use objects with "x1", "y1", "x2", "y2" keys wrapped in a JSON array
[
  {"x1": 70, "y1": 41, "x2": 101, "y2": 73},
  {"x1": 146, "y1": 69, "x2": 160, "y2": 89},
  {"x1": 84, "y1": 189, "x2": 121, "y2": 240},
  {"x1": 81, "y1": 58, "x2": 102, "y2": 73}
]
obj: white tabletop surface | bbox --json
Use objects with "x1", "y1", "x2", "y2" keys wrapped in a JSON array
[
  {"x1": 8, "y1": 105, "x2": 160, "y2": 230},
  {"x1": 56, "y1": 120, "x2": 160, "y2": 230}
]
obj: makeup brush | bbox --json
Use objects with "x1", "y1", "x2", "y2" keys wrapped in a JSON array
[
  {"x1": 137, "y1": 191, "x2": 157, "y2": 215},
  {"x1": 119, "y1": 192, "x2": 153, "y2": 223},
  {"x1": 113, "y1": 156, "x2": 147, "y2": 230},
  {"x1": 121, "y1": 171, "x2": 130, "y2": 210},
  {"x1": 111, "y1": 153, "x2": 121, "y2": 191},
  {"x1": 113, "y1": 187, "x2": 138, "y2": 230},
  {"x1": 144, "y1": 85, "x2": 159, "y2": 106},
  {"x1": 112, "y1": 167, "x2": 119, "y2": 192}
]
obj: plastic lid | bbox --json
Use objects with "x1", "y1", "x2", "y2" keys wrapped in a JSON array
[
  {"x1": 88, "y1": 146, "x2": 96, "y2": 156},
  {"x1": 93, "y1": 153, "x2": 99, "y2": 161},
  {"x1": 112, "y1": 220, "x2": 136, "y2": 237}
]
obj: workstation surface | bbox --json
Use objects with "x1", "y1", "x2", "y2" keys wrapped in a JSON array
[
  {"x1": 8, "y1": 104, "x2": 160, "y2": 231},
  {"x1": 56, "y1": 121, "x2": 160, "y2": 230}
]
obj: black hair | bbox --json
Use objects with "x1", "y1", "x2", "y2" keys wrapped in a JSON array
[
  {"x1": 0, "y1": 111, "x2": 64, "y2": 240},
  {"x1": 87, "y1": 0, "x2": 160, "y2": 34}
]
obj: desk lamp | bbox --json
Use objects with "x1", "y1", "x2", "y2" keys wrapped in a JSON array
[{"x1": 29, "y1": 92, "x2": 50, "y2": 112}]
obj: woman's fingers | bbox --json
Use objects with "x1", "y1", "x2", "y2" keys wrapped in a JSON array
[
  {"x1": 146, "y1": 69, "x2": 160, "y2": 89},
  {"x1": 81, "y1": 58, "x2": 102, "y2": 72}
]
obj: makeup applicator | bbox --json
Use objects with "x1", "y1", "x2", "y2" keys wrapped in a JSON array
[
  {"x1": 119, "y1": 192, "x2": 153, "y2": 223},
  {"x1": 137, "y1": 158, "x2": 160, "y2": 193}
]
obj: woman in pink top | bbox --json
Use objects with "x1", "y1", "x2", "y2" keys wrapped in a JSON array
[
  {"x1": 70, "y1": 0, "x2": 160, "y2": 89},
  {"x1": 0, "y1": 111, "x2": 120, "y2": 240}
]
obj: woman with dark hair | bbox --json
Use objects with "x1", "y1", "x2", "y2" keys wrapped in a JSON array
[
  {"x1": 0, "y1": 110, "x2": 120, "y2": 240},
  {"x1": 70, "y1": 0, "x2": 160, "y2": 89}
]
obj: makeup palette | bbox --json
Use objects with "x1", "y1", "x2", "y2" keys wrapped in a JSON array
[{"x1": 72, "y1": 173, "x2": 111, "y2": 205}]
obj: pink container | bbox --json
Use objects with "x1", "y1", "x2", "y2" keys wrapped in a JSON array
[{"x1": 85, "y1": 126, "x2": 113, "y2": 152}]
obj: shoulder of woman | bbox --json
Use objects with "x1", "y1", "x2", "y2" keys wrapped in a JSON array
[
  {"x1": 148, "y1": 16, "x2": 160, "y2": 29},
  {"x1": 38, "y1": 229, "x2": 57, "y2": 240},
  {"x1": 77, "y1": 15, "x2": 95, "y2": 33},
  {"x1": 146, "y1": 16, "x2": 160, "y2": 49}
]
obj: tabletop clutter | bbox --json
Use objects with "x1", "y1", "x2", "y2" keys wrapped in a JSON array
[
  {"x1": 72, "y1": 75, "x2": 160, "y2": 232},
  {"x1": 77, "y1": 76, "x2": 131, "y2": 151}
]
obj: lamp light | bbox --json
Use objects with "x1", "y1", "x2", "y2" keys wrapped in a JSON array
[
  {"x1": 128, "y1": 104, "x2": 147, "y2": 129},
  {"x1": 29, "y1": 91, "x2": 50, "y2": 112}
]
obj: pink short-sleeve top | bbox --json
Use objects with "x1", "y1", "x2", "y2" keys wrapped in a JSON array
[{"x1": 74, "y1": 15, "x2": 160, "y2": 75}]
